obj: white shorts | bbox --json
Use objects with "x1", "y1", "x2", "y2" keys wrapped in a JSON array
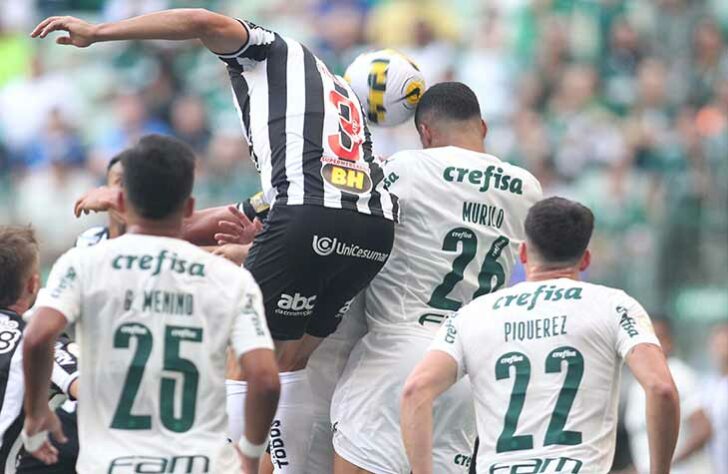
[{"x1": 331, "y1": 330, "x2": 476, "y2": 474}]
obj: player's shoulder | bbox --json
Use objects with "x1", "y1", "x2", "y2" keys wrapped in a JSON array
[
  {"x1": 75, "y1": 226, "x2": 110, "y2": 248},
  {"x1": 181, "y1": 243, "x2": 258, "y2": 290}
]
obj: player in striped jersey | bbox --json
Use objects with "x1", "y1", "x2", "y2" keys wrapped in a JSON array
[
  {"x1": 33, "y1": 11, "x2": 396, "y2": 471},
  {"x1": 0, "y1": 227, "x2": 79, "y2": 474}
]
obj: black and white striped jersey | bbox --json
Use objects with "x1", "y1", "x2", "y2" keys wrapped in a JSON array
[
  {"x1": 0, "y1": 310, "x2": 78, "y2": 473},
  {"x1": 218, "y1": 20, "x2": 398, "y2": 221}
]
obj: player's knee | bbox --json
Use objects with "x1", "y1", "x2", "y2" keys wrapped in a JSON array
[{"x1": 248, "y1": 370, "x2": 281, "y2": 399}]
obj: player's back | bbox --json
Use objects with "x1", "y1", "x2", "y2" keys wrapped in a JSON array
[
  {"x1": 366, "y1": 146, "x2": 542, "y2": 335},
  {"x1": 443, "y1": 278, "x2": 659, "y2": 473},
  {"x1": 49, "y1": 234, "x2": 263, "y2": 473}
]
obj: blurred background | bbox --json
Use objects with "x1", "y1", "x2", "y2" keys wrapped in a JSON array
[{"x1": 0, "y1": 0, "x2": 726, "y2": 471}]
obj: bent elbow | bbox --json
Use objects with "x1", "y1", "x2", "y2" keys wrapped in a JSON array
[
  {"x1": 187, "y1": 9, "x2": 219, "y2": 34},
  {"x1": 22, "y1": 328, "x2": 51, "y2": 352},
  {"x1": 648, "y1": 380, "x2": 679, "y2": 403},
  {"x1": 401, "y1": 375, "x2": 429, "y2": 407}
]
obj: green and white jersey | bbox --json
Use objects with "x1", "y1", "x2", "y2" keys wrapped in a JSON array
[
  {"x1": 366, "y1": 146, "x2": 542, "y2": 335},
  {"x1": 35, "y1": 234, "x2": 274, "y2": 474},
  {"x1": 430, "y1": 279, "x2": 660, "y2": 474}
]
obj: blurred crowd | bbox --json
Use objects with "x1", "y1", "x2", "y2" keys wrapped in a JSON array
[{"x1": 0, "y1": 0, "x2": 726, "y2": 471}]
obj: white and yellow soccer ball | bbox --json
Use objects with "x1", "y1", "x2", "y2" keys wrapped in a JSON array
[{"x1": 345, "y1": 49, "x2": 426, "y2": 127}]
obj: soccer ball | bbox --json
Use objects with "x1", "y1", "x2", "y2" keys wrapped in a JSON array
[{"x1": 345, "y1": 49, "x2": 426, "y2": 127}]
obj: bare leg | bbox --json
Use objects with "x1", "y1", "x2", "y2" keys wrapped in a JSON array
[
  {"x1": 274, "y1": 334, "x2": 324, "y2": 372},
  {"x1": 258, "y1": 452, "x2": 274, "y2": 474}
]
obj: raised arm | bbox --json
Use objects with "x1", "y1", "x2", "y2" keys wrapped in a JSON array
[
  {"x1": 625, "y1": 343, "x2": 680, "y2": 474},
  {"x1": 31, "y1": 8, "x2": 247, "y2": 54}
]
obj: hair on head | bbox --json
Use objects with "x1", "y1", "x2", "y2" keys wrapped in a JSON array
[
  {"x1": 0, "y1": 226, "x2": 39, "y2": 309},
  {"x1": 121, "y1": 134, "x2": 196, "y2": 220},
  {"x1": 414, "y1": 82, "x2": 482, "y2": 128},
  {"x1": 525, "y1": 197, "x2": 594, "y2": 266}
]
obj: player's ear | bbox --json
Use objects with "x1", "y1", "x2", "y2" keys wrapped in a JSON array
[
  {"x1": 117, "y1": 190, "x2": 126, "y2": 214},
  {"x1": 480, "y1": 118, "x2": 488, "y2": 141},
  {"x1": 519, "y1": 242, "x2": 527, "y2": 264},
  {"x1": 183, "y1": 196, "x2": 195, "y2": 218},
  {"x1": 418, "y1": 123, "x2": 432, "y2": 148},
  {"x1": 28, "y1": 272, "x2": 41, "y2": 298},
  {"x1": 578, "y1": 249, "x2": 591, "y2": 272}
]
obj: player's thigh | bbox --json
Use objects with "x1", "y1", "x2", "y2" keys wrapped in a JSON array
[
  {"x1": 333, "y1": 452, "x2": 376, "y2": 474},
  {"x1": 432, "y1": 377, "x2": 477, "y2": 473},
  {"x1": 331, "y1": 333, "x2": 428, "y2": 473},
  {"x1": 306, "y1": 219, "x2": 394, "y2": 338},
  {"x1": 244, "y1": 205, "x2": 321, "y2": 341}
]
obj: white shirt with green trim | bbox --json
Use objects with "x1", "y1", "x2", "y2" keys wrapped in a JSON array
[
  {"x1": 366, "y1": 146, "x2": 542, "y2": 336},
  {"x1": 35, "y1": 234, "x2": 274, "y2": 474},
  {"x1": 429, "y1": 278, "x2": 660, "y2": 474}
]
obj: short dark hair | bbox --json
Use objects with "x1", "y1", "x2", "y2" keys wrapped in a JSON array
[
  {"x1": 122, "y1": 134, "x2": 196, "y2": 219},
  {"x1": 0, "y1": 226, "x2": 39, "y2": 309},
  {"x1": 525, "y1": 197, "x2": 595, "y2": 265},
  {"x1": 107, "y1": 151, "x2": 126, "y2": 173},
  {"x1": 414, "y1": 82, "x2": 482, "y2": 128}
]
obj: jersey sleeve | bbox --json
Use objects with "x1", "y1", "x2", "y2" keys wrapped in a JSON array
[
  {"x1": 428, "y1": 315, "x2": 467, "y2": 379},
  {"x1": 50, "y1": 335, "x2": 79, "y2": 400},
  {"x1": 230, "y1": 273, "x2": 275, "y2": 357},
  {"x1": 216, "y1": 20, "x2": 278, "y2": 72},
  {"x1": 612, "y1": 292, "x2": 660, "y2": 359},
  {"x1": 34, "y1": 249, "x2": 83, "y2": 324},
  {"x1": 382, "y1": 153, "x2": 414, "y2": 223}
]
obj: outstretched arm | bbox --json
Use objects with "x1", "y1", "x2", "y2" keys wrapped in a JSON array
[{"x1": 31, "y1": 8, "x2": 247, "y2": 54}]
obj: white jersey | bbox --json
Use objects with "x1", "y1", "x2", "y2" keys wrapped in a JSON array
[
  {"x1": 430, "y1": 279, "x2": 660, "y2": 474},
  {"x1": 35, "y1": 234, "x2": 274, "y2": 474},
  {"x1": 626, "y1": 358, "x2": 712, "y2": 474},
  {"x1": 366, "y1": 146, "x2": 542, "y2": 335}
]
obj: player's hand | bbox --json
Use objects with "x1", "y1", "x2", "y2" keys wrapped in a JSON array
[
  {"x1": 235, "y1": 446, "x2": 259, "y2": 474},
  {"x1": 215, "y1": 205, "x2": 264, "y2": 246},
  {"x1": 30, "y1": 16, "x2": 98, "y2": 47},
  {"x1": 74, "y1": 186, "x2": 121, "y2": 218},
  {"x1": 211, "y1": 244, "x2": 251, "y2": 266},
  {"x1": 22, "y1": 408, "x2": 67, "y2": 465}
]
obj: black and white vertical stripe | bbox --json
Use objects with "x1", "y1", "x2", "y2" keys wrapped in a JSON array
[
  {"x1": 0, "y1": 311, "x2": 26, "y2": 473},
  {"x1": 219, "y1": 21, "x2": 397, "y2": 221}
]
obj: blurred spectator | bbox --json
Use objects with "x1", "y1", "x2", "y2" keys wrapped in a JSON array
[
  {"x1": 0, "y1": 55, "x2": 82, "y2": 154},
  {"x1": 548, "y1": 64, "x2": 627, "y2": 178},
  {"x1": 456, "y1": 9, "x2": 516, "y2": 122},
  {"x1": 92, "y1": 91, "x2": 170, "y2": 172},
  {"x1": 22, "y1": 108, "x2": 86, "y2": 170},
  {"x1": 14, "y1": 157, "x2": 102, "y2": 259},
  {"x1": 194, "y1": 132, "x2": 259, "y2": 208},
  {"x1": 625, "y1": 318, "x2": 713, "y2": 474},
  {"x1": 704, "y1": 323, "x2": 728, "y2": 474},
  {"x1": 171, "y1": 94, "x2": 211, "y2": 155},
  {"x1": 685, "y1": 20, "x2": 728, "y2": 108},
  {"x1": 602, "y1": 17, "x2": 644, "y2": 113}
]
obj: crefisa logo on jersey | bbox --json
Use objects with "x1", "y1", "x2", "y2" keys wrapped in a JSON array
[{"x1": 321, "y1": 156, "x2": 373, "y2": 194}]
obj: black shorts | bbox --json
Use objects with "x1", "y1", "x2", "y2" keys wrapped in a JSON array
[
  {"x1": 17, "y1": 409, "x2": 78, "y2": 473},
  {"x1": 244, "y1": 204, "x2": 394, "y2": 340}
]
